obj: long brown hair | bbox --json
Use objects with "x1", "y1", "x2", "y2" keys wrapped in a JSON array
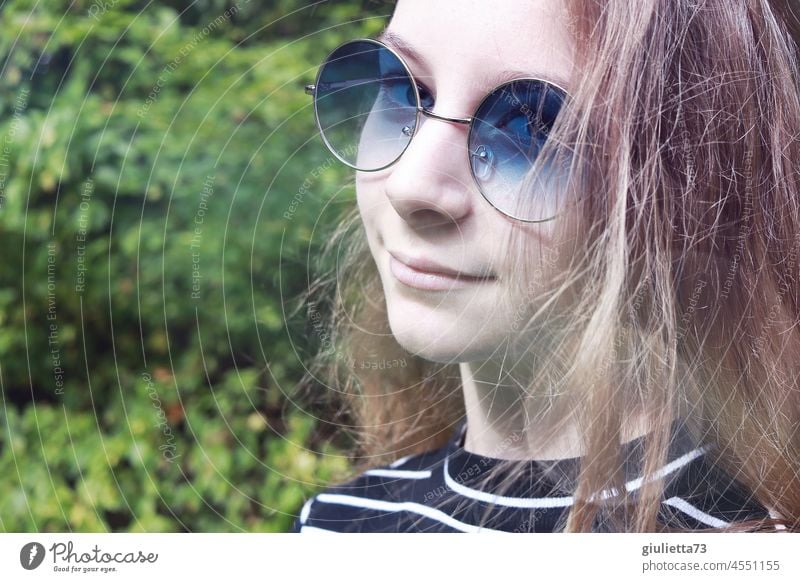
[{"x1": 295, "y1": 0, "x2": 800, "y2": 532}]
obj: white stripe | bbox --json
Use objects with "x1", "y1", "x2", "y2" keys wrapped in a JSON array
[
  {"x1": 662, "y1": 496, "x2": 730, "y2": 528},
  {"x1": 590, "y1": 446, "x2": 711, "y2": 502},
  {"x1": 299, "y1": 525, "x2": 338, "y2": 533},
  {"x1": 389, "y1": 454, "x2": 415, "y2": 468},
  {"x1": 315, "y1": 493, "x2": 511, "y2": 533},
  {"x1": 768, "y1": 506, "x2": 788, "y2": 531},
  {"x1": 363, "y1": 468, "x2": 432, "y2": 479},
  {"x1": 443, "y1": 445, "x2": 710, "y2": 508},
  {"x1": 299, "y1": 497, "x2": 315, "y2": 525},
  {"x1": 443, "y1": 455, "x2": 574, "y2": 508},
  {"x1": 623, "y1": 445, "x2": 710, "y2": 492}
]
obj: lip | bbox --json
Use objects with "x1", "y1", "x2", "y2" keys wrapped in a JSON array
[{"x1": 388, "y1": 250, "x2": 497, "y2": 291}]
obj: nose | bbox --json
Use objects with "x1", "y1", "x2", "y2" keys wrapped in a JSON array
[{"x1": 383, "y1": 106, "x2": 476, "y2": 227}]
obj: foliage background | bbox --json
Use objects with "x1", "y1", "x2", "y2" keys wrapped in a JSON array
[{"x1": 0, "y1": 0, "x2": 393, "y2": 532}]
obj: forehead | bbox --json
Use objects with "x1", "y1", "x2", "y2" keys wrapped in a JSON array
[{"x1": 386, "y1": 0, "x2": 575, "y2": 93}]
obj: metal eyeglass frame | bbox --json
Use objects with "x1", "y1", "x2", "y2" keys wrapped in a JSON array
[{"x1": 303, "y1": 37, "x2": 570, "y2": 223}]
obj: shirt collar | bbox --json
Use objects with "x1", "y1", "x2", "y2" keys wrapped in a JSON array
[{"x1": 442, "y1": 417, "x2": 706, "y2": 505}]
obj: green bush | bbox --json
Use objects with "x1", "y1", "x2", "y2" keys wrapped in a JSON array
[{"x1": 0, "y1": 0, "x2": 391, "y2": 531}]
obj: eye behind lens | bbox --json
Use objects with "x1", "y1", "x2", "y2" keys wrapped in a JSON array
[
  {"x1": 313, "y1": 39, "x2": 418, "y2": 171},
  {"x1": 468, "y1": 79, "x2": 569, "y2": 222}
]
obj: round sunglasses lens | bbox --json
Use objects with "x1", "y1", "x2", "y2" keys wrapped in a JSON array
[
  {"x1": 314, "y1": 40, "x2": 418, "y2": 170},
  {"x1": 468, "y1": 80, "x2": 570, "y2": 221}
]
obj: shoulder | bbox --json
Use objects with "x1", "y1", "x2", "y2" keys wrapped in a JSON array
[{"x1": 290, "y1": 448, "x2": 446, "y2": 533}]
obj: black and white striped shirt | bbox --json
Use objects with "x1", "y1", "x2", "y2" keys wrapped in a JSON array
[{"x1": 291, "y1": 418, "x2": 770, "y2": 532}]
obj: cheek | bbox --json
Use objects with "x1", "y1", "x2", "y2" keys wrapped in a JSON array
[
  {"x1": 355, "y1": 172, "x2": 390, "y2": 253},
  {"x1": 355, "y1": 173, "x2": 377, "y2": 227},
  {"x1": 355, "y1": 171, "x2": 386, "y2": 214}
]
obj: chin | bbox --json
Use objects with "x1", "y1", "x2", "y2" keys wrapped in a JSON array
[{"x1": 386, "y1": 307, "x2": 506, "y2": 364}]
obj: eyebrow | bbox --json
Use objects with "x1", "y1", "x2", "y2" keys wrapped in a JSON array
[{"x1": 375, "y1": 28, "x2": 572, "y2": 93}]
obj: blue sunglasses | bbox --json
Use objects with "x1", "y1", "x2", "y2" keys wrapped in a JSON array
[{"x1": 304, "y1": 38, "x2": 572, "y2": 222}]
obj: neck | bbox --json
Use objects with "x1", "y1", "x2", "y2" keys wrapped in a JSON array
[{"x1": 458, "y1": 359, "x2": 651, "y2": 461}]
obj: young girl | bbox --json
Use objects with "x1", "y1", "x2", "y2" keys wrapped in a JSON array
[{"x1": 291, "y1": 0, "x2": 800, "y2": 532}]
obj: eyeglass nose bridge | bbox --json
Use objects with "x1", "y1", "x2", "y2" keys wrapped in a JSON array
[
  {"x1": 414, "y1": 106, "x2": 492, "y2": 173},
  {"x1": 418, "y1": 105, "x2": 472, "y2": 126}
]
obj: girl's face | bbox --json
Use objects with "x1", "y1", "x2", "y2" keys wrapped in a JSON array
[{"x1": 356, "y1": 0, "x2": 576, "y2": 364}]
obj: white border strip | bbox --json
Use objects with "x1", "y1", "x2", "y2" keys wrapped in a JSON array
[{"x1": 299, "y1": 525, "x2": 339, "y2": 533}]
